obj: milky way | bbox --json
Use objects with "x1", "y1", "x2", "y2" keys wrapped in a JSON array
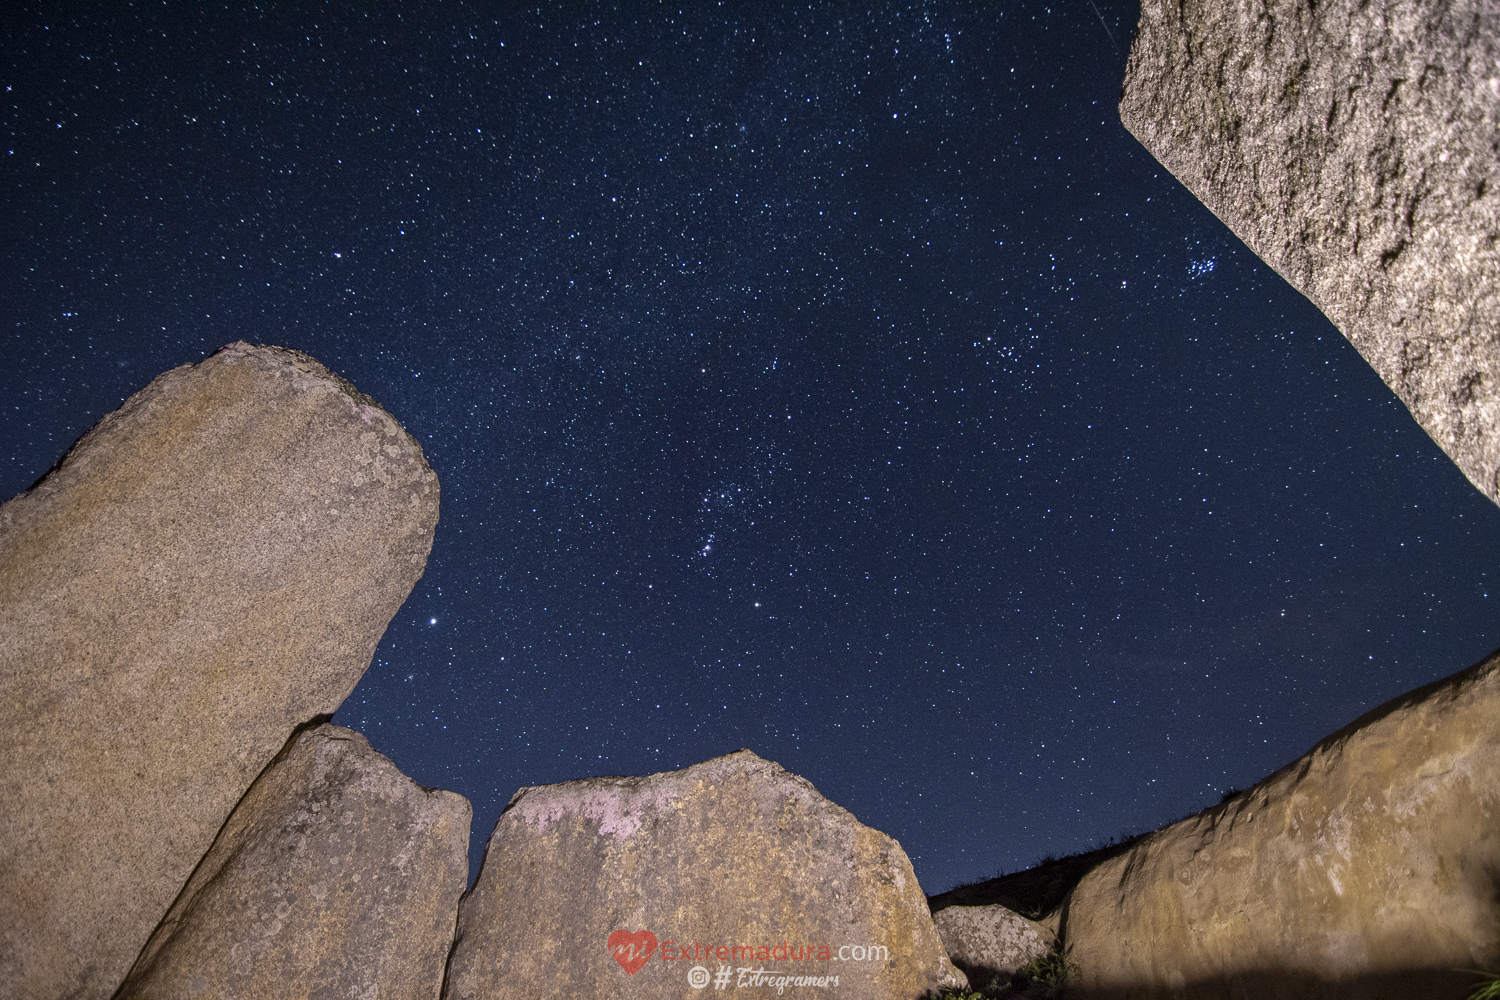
[{"x1": 4, "y1": 2, "x2": 1498, "y2": 892}]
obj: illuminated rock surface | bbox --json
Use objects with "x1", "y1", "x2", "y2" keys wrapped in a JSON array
[
  {"x1": 0, "y1": 343, "x2": 438, "y2": 1000},
  {"x1": 116, "y1": 724, "x2": 469, "y2": 1000},
  {"x1": 1121, "y1": 0, "x2": 1500, "y2": 506},
  {"x1": 1064, "y1": 649, "x2": 1500, "y2": 998},
  {"x1": 445, "y1": 749, "x2": 965, "y2": 1000},
  {"x1": 930, "y1": 902, "x2": 1055, "y2": 990}
]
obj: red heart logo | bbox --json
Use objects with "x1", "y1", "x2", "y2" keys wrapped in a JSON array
[{"x1": 607, "y1": 929, "x2": 658, "y2": 976}]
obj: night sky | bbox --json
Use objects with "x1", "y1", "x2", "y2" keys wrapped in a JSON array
[{"x1": 5, "y1": 2, "x2": 1499, "y2": 896}]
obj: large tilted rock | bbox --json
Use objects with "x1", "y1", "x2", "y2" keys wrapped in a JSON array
[
  {"x1": 929, "y1": 903, "x2": 1054, "y2": 991},
  {"x1": 1121, "y1": 0, "x2": 1500, "y2": 505},
  {"x1": 116, "y1": 724, "x2": 470, "y2": 1000},
  {"x1": 0, "y1": 343, "x2": 438, "y2": 1000},
  {"x1": 1063, "y1": 648, "x2": 1500, "y2": 998},
  {"x1": 445, "y1": 750, "x2": 966, "y2": 1000}
]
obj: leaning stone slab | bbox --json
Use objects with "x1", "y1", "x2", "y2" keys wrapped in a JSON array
[
  {"x1": 115, "y1": 724, "x2": 470, "y2": 1000},
  {"x1": 930, "y1": 903, "x2": 1054, "y2": 991},
  {"x1": 445, "y1": 750, "x2": 966, "y2": 1000},
  {"x1": 1121, "y1": 0, "x2": 1500, "y2": 505},
  {"x1": 0, "y1": 342, "x2": 438, "y2": 1000},
  {"x1": 1064, "y1": 648, "x2": 1500, "y2": 997}
]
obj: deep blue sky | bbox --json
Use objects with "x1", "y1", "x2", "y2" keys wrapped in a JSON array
[{"x1": 5, "y1": 2, "x2": 1498, "y2": 895}]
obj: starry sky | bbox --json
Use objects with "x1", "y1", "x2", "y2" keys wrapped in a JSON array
[{"x1": 5, "y1": 2, "x2": 1499, "y2": 896}]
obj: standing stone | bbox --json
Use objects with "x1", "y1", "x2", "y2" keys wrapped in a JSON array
[
  {"x1": 115, "y1": 724, "x2": 470, "y2": 1000},
  {"x1": 929, "y1": 903, "x2": 1054, "y2": 991},
  {"x1": 0, "y1": 342, "x2": 439, "y2": 1000},
  {"x1": 1120, "y1": 0, "x2": 1500, "y2": 505},
  {"x1": 445, "y1": 750, "x2": 966, "y2": 1000},
  {"x1": 1063, "y1": 648, "x2": 1500, "y2": 998}
]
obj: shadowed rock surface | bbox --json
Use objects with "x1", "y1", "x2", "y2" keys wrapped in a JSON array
[
  {"x1": 0, "y1": 342, "x2": 438, "y2": 1000},
  {"x1": 115, "y1": 724, "x2": 470, "y2": 1000},
  {"x1": 929, "y1": 903, "x2": 1054, "y2": 992},
  {"x1": 1120, "y1": 0, "x2": 1500, "y2": 505},
  {"x1": 1062, "y1": 647, "x2": 1500, "y2": 998},
  {"x1": 445, "y1": 749, "x2": 966, "y2": 1000}
]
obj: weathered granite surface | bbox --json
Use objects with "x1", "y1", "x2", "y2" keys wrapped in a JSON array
[
  {"x1": 1121, "y1": 0, "x2": 1500, "y2": 505},
  {"x1": 116, "y1": 724, "x2": 470, "y2": 1000},
  {"x1": 930, "y1": 903, "x2": 1054, "y2": 991},
  {"x1": 0, "y1": 342, "x2": 438, "y2": 1000},
  {"x1": 1063, "y1": 648, "x2": 1500, "y2": 998},
  {"x1": 445, "y1": 750, "x2": 966, "y2": 1000}
]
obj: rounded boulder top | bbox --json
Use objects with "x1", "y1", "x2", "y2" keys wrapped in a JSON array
[{"x1": 0, "y1": 341, "x2": 439, "y2": 1000}]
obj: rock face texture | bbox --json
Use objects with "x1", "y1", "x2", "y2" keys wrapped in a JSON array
[
  {"x1": 1120, "y1": 0, "x2": 1500, "y2": 506},
  {"x1": 445, "y1": 750, "x2": 966, "y2": 1000},
  {"x1": 1063, "y1": 648, "x2": 1500, "y2": 998},
  {"x1": 930, "y1": 903, "x2": 1055, "y2": 990},
  {"x1": 0, "y1": 342, "x2": 438, "y2": 1000},
  {"x1": 116, "y1": 724, "x2": 470, "y2": 1000}
]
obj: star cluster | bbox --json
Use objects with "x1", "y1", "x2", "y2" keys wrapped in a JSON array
[{"x1": 4, "y1": 2, "x2": 1498, "y2": 893}]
